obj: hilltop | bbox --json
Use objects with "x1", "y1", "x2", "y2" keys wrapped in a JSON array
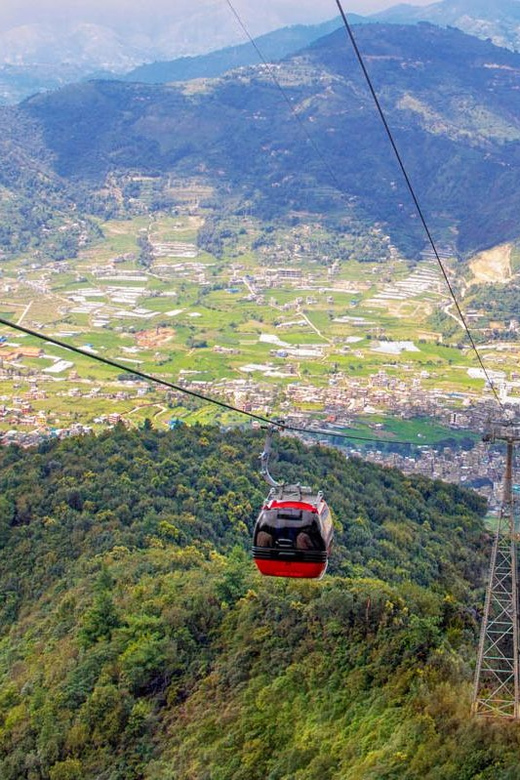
[
  {"x1": 374, "y1": 0, "x2": 520, "y2": 51},
  {"x1": 121, "y1": 17, "x2": 346, "y2": 85},
  {"x1": 2, "y1": 423, "x2": 518, "y2": 780}
]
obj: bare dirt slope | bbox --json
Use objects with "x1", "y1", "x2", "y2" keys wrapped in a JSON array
[{"x1": 469, "y1": 243, "x2": 512, "y2": 283}]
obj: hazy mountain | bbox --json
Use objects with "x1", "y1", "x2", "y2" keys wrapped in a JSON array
[
  {"x1": 374, "y1": 0, "x2": 520, "y2": 51},
  {"x1": 14, "y1": 22, "x2": 520, "y2": 257},
  {"x1": 1, "y1": 0, "x2": 519, "y2": 105},
  {"x1": 122, "y1": 17, "x2": 348, "y2": 85},
  {"x1": 0, "y1": 16, "x2": 358, "y2": 105},
  {"x1": 0, "y1": 21, "x2": 163, "y2": 104}
]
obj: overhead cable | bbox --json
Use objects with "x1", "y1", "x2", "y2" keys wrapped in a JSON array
[
  {"x1": 333, "y1": 0, "x2": 504, "y2": 410},
  {"x1": 224, "y1": 0, "x2": 357, "y2": 208},
  {"x1": 223, "y1": 0, "x2": 504, "y2": 411},
  {"x1": 0, "y1": 316, "x2": 274, "y2": 426}
]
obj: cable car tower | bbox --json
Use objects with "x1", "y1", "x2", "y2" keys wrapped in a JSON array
[{"x1": 472, "y1": 423, "x2": 520, "y2": 719}]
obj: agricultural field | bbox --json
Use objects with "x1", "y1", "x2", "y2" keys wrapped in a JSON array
[{"x1": 0, "y1": 211, "x2": 517, "y2": 438}]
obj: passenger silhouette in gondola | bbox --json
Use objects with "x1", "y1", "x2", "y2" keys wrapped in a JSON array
[
  {"x1": 296, "y1": 530, "x2": 313, "y2": 549},
  {"x1": 256, "y1": 527, "x2": 316, "y2": 550},
  {"x1": 253, "y1": 425, "x2": 333, "y2": 578},
  {"x1": 256, "y1": 530, "x2": 273, "y2": 547}
]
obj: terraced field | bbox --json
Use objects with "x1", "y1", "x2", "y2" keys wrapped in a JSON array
[{"x1": 0, "y1": 213, "x2": 517, "y2": 435}]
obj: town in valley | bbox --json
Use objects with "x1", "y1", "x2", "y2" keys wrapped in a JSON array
[{"x1": 0, "y1": 197, "x2": 518, "y2": 511}]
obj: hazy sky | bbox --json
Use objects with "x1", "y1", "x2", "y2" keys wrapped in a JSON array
[{"x1": 0, "y1": 0, "x2": 436, "y2": 32}]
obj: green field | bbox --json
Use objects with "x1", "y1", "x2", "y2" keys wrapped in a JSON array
[{"x1": 0, "y1": 212, "x2": 516, "y2": 435}]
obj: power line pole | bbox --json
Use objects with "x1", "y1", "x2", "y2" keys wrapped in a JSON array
[{"x1": 472, "y1": 425, "x2": 520, "y2": 719}]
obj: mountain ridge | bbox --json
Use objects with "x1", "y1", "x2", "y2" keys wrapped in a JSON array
[
  {"x1": 0, "y1": 14, "x2": 349, "y2": 104},
  {"x1": 3, "y1": 0, "x2": 520, "y2": 105},
  {"x1": 374, "y1": 0, "x2": 520, "y2": 51},
  {"x1": 12, "y1": 22, "x2": 520, "y2": 257},
  {"x1": 121, "y1": 17, "x2": 347, "y2": 85}
]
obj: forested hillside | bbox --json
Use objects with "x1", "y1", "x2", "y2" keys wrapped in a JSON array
[
  {"x1": 0, "y1": 108, "x2": 101, "y2": 259},
  {"x1": 0, "y1": 423, "x2": 519, "y2": 780},
  {"x1": 121, "y1": 17, "x2": 344, "y2": 84},
  {"x1": 5, "y1": 23, "x2": 520, "y2": 257}
]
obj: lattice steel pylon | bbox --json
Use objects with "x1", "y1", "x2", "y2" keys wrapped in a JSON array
[{"x1": 472, "y1": 428, "x2": 520, "y2": 719}]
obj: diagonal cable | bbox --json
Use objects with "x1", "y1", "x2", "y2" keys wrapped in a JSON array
[
  {"x1": 224, "y1": 0, "x2": 355, "y2": 206},
  {"x1": 333, "y1": 0, "x2": 503, "y2": 409},
  {"x1": 0, "y1": 315, "x2": 414, "y2": 445}
]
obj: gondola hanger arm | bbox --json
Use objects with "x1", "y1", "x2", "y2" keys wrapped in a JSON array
[{"x1": 260, "y1": 422, "x2": 285, "y2": 488}]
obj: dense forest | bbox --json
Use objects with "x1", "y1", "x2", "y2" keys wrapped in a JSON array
[{"x1": 0, "y1": 423, "x2": 519, "y2": 780}]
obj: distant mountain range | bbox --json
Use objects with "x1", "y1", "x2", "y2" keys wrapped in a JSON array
[
  {"x1": 121, "y1": 18, "x2": 349, "y2": 85},
  {"x1": 0, "y1": 16, "x2": 357, "y2": 105},
  {"x1": 374, "y1": 0, "x2": 520, "y2": 51},
  {"x1": 128, "y1": 0, "x2": 520, "y2": 89},
  {"x1": 1, "y1": 0, "x2": 519, "y2": 104},
  {"x1": 6, "y1": 22, "x2": 520, "y2": 258}
]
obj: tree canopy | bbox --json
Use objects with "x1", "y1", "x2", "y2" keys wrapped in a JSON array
[{"x1": 0, "y1": 424, "x2": 514, "y2": 780}]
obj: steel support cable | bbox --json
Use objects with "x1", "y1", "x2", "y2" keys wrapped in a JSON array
[
  {"x1": 224, "y1": 0, "x2": 503, "y2": 412},
  {"x1": 333, "y1": 0, "x2": 504, "y2": 410},
  {"x1": 0, "y1": 314, "x2": 414, "y2": 445}
]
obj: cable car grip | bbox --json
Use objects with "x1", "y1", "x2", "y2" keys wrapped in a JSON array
[{"x1": 260, "y1": 421, "x2": 285, "y2": 488}]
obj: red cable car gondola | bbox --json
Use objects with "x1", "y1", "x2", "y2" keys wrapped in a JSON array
[{"x1": 252, "y1": 425, "x2": 333, "y2": 579}]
